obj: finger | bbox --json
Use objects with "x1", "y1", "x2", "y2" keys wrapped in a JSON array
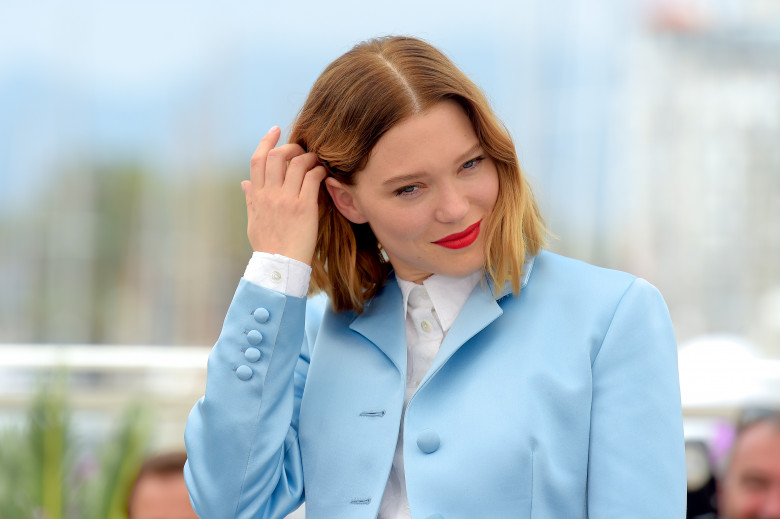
[
  {"x1": 300, "y1": 165, "x2": 328, "y2": 203},
  {"x1": 241, "y1": 180, "x2": 252, "y2": 205},
  {"x1": 264, "y1": 143, "x2": 307, "y2": 188},
  {"x1": 282, "y1": 152, "x2": 321, "y2": 197},
  {"x1": 249, "y1": 126, "x2": 282, "y2": 189}
]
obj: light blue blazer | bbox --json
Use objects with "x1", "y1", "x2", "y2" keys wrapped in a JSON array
[{"x1": 184, "y1": 251, "x2": 686, "y2": 518}]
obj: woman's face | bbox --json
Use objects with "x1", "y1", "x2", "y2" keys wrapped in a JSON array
[{"x1": 327, "y1": 100, "x2": 500, "y2": 283}]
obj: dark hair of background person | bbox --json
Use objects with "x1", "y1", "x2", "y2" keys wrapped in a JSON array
[{"x1": 126, "y1": 451, "x2": 188, "y2": 518}]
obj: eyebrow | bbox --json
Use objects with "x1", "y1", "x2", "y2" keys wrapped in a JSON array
[{"x1": 381, "y1": 142, "x2": 484, "y2": 186}]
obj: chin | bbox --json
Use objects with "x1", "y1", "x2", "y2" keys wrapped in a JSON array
[{"x1": 436, "y1": 261, "x2": 485, "y2": 279}]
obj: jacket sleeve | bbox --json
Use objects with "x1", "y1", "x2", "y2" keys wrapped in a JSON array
[
  {"x1": 587, "y1": 278, "x2": 686, "y2": 518},
  {"x1": 184, "y1": 279, "x2": 325, "y2": 519}
]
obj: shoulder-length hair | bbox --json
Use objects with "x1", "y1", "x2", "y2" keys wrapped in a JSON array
[{"x1": 289, "y1": 36, "x2": 546, "y2": 313}]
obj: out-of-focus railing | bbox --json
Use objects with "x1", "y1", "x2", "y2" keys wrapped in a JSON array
[
  {"x1": 2, "y1": 340, "x2": 780, "y2": 519},
  {"x1": 0, "y1": 344, "x2": 210, "y2": 450},
  {"x1": 4, "y1": 339, "x2": 780, "y2": 445}
]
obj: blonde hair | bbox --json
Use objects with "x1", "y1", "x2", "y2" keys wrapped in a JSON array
[{"x1": 289, "y1": 36, "x2": 546, "y2": 313}]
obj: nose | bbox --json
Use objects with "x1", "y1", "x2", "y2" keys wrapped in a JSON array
[{"x1": 434, "y1": 181, "x2": 469, "y2": 223}]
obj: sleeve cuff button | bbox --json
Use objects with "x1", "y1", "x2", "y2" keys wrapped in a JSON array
[
  {"x1": 236, "y1": 365, "x2": 253, "y2": 381},
  {"x1": 244, "y1": 347, "x2": 261, "y2": 363},
  {"x1": 247, "y1": 329, "x2": 263, "y2": 345},
  {"x1": 253, "y1": 307, "x2": 270, "y2": 323}
]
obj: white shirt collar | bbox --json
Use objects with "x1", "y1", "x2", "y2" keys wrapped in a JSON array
[{"x1": 396, "y1": 270, "x2": 482, "y2": 333}]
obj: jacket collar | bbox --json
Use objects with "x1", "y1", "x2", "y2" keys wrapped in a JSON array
[
  {"x1": 421, "y1": 255, "x2": 536, "y2": 388},
  {"x1": 491, "y1": 253, "x2": 536, "y2": 300},
  {"x1": 347, "y1": 255, "x2": 537, "y2": 379},
  {"x1": 348, "y1": 276, "x2": 407, "y2": 377}
]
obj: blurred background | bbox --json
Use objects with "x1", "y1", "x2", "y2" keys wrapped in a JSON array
[{"x1": 1, "y1": 0, "x2": 779, "y2": 517}]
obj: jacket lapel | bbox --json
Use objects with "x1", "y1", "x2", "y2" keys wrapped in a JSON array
[
  {"x1": 417, "y1": 281, "x2": 503, "y2": 389},
  {"x1": 348, "y1": 276, "x2": 407, "y2": 378},
  {"x1": 418, "y1": 255, "x2": 537, "y2": 389},
  {"x1": 347, "y1": 256, "x2": 537, "y2": 386}
]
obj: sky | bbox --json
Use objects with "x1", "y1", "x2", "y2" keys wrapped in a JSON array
[
  {"x1": 3, "y1": 0, "x2": 779, "y2": 349},
  {"x1": 0, "y1": 0, "x2": 638, "y2": 226},
  {"x1": 0, "y1": 0, "x2": 573, "y2": 92}
]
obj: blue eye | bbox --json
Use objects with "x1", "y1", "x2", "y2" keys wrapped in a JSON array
[
  {"x1": 462, "y1": 156, "x2": 484, "y2": 169},
  {"x1": 395, "y1": 185, "x2": 420, "y2": 197}
]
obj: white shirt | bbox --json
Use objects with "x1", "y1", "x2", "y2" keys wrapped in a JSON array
[{"x1": 243, "y1": 252, "x2": 481, "y2": 518}]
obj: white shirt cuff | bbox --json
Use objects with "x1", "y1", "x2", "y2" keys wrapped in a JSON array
[{"x1": 243, "y1": 252, "x2": 312, "y2": 298}]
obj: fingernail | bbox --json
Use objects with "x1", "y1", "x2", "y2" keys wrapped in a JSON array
[{"x1": 268, "y1": 125, "x2": 279, "y2": 134}]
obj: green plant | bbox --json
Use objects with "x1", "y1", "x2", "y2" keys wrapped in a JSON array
[
  {"x1": 0, "y1": 377, "x2": 152, "y2": 519},
  {"x1": 81, "y1": 404, "x2": 151, "y2": 519}
]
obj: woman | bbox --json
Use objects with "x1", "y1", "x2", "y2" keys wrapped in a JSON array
[{"x1": 184, "y1": 36, "x2": 685, "y2": 518}]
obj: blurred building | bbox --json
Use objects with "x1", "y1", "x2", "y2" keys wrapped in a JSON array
[
  {"x1": 622, "y1": 2, "x2": 780, "y2": 354},
  {"x1": 0, "y1": 344, "x2": 207, "y2": 450},
  {"x1": 0, "y1": 0, "x2": 778, "y2": 353}
]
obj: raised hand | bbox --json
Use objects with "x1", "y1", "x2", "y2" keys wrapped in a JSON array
[{"x1": 241, "y1": 126, "x2": 327, "y2": 265}]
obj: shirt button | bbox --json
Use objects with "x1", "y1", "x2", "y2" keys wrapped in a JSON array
[
  {"x1": 420, "y1": 319, "x2": 432, "y2": 333},
  {"x1": 270, "y1": 270, "x2": 283, "y2": 282}
]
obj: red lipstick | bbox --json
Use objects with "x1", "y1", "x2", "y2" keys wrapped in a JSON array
[{"x1": 433, "y1": 220, "x2": 481, "y2": 249}]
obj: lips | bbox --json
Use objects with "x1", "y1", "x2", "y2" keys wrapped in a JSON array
[{"x1": 433, "y1": 220, "x2": 482, "y2": 249}]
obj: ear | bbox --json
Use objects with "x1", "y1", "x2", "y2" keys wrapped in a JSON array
[{"x1": 325, "y1": 177, "x2": 368, "y2": 224}]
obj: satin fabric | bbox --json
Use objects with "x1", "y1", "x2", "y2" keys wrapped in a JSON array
[{"x1": 184, "y1": 251, "x2": 686, "y2": 518}]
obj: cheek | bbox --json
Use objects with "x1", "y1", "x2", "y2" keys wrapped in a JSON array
[
  {"x1": 732, "y1": 489, "x2": 764, "y2": 513},
  {"x1": 489, "y1": 183, "x2": 500, "y2": 209},
  {"x1": 368, "y1": 210, "x2": 420, "y2": 242},
  {"x1": 483, "y1": 173, "x2": 500, "y2": 211}
]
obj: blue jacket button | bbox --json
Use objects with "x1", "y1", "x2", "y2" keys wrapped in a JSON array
[
  {"x1": 236, "y1": 365, "x2": 252, "y2": 380},
  {"x1": 247, "y1": 330, "x2": 263, "y2": 345},
  {"x1": 426, "y1": 514, "x2": 444, "y2": 519},
  {"x1": 244, "y1": 347, "x2": 261, "y2": 363},
  {"x1": 417, "y1": 429, "x2": 440, "y2": 454},
  {"x1": 253, "y1": 307, "x2": 270, "y2": 323}
]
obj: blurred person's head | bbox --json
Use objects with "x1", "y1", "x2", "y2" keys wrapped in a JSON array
[
  {"x1": 718, "y1": 413, "x2": 780, "y2": 519},
  {"x1": 289, "y1": 35, "x2": 545, "y2": 313},
  {"x1": 127, "y1": 451, "x2": 197, "y2": 519}
]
